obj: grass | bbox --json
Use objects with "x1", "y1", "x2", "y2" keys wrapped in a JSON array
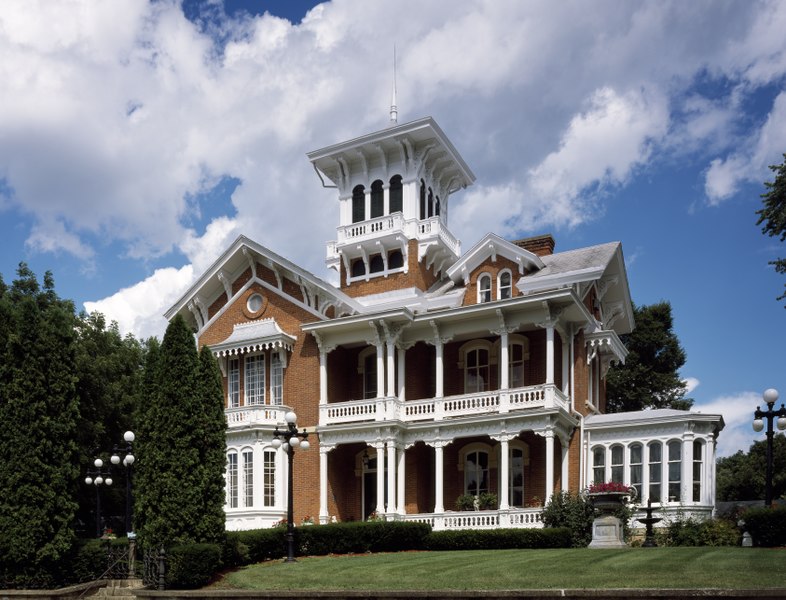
[{"x1": 211, "y1": 547, "x2": 786, "y2": 591}]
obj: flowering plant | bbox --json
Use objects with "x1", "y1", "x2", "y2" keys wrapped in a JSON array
[
  {"x1": 587, "y1": 481, "x2": 634, "y2": 494},
  {"x1": 101, "y1": 528, "x2": 117, "y2": 540},
  {"x1": 301, "y1": 515, "x2": 314, "y2": 525}
]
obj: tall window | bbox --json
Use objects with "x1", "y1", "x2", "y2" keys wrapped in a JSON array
[
  {"x1": 509, "y1": 445, "x2": 527, "y2": 507},
  {"x1": 629, "y1": 443, "x2": 643, "y2": 499},
  {"x1": 352, "y1": 185, "x2": 365, "y2": 223},
  {"x1": 388, "y1": 250, "x2": 404, "y2": 269},
  {"x1": 428, "y1": 188, "x2": 434, "y2": 217},
  {"x1": 370, "y1": 180, "x2": 384, "y2": 218},
  {"x1": 228, "y1": 358, "x2": 240, "y2": 408},
  {"x1": 419, "y1": 180, "x2": 426, "y2": 220},
  {"x1": 498, "y1": 270, "x2": 512, "y2": 300},
  {"x1": 245, "y1": 354, "x2": 265, "y2": 405},
  {"x1": 610, "y1": 445, "x2": 624, "y2": 483},
  {"x1": 509, "y1": 339, "x2": 527, "y2": 388},
  {"x1": 263, "y1": 449, "x2": 276, "y2": 507},
  {"x1": 693, "y1": 440, "x2": 703, "y2": 502},
  {"x1": 389, "y1": 175, "x2": 403, "y2": 213},
  {"x1": 668, "y1": 440, "x2": 681, "y2": 501},
  {"x1": 227, "y1": 452, "x2": 238, "y2": 508},
  {"x1": 592, "y1": 446, "x2": 605, "y2": 484},
  {"x1": 271, "y1": 353, "x2": 283, "y2": 405},
  {"x1": 465, "y1": 347, "x2": 490, "y2": 393},
  {"x1": 243, "y1": 449, "x2": 254, "y2": 508},
  {"x1": 648, "y1": 442, "x2": 662, "y2": 503},
  {"x1": 363, "y1": 351, "x2": 377, "y2": 399},
  {"x1": 478, "y1": 274, "x2": 492, "y2": 303},
  {"x1": 465, "y1": 450, "x2": 489, "y2": 496},
  {"x1": 435, "y1": 196, "x2": 440, "y2": 216}
]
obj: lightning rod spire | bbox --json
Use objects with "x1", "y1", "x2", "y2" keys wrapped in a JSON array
[{"x1": 390, "y1": 44, "x2": 398, "y2": 125}]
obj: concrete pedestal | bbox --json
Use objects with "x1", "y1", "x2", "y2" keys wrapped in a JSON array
[{"x1": 588, "y1": 514, "x2": 627, "y2": 549}]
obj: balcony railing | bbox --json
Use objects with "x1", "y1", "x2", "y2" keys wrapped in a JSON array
[
  {"x1": 399, "y1": 508, "x2": 544, "y2": 531},
  {"x1": 330, "y1": 215, "x2": 460, "y2": 257},
  {"x1": 320, "y1": 384, "x2": 570, "y2": 426},
  {"x1": 226, "y1": 404, "x2": 288, "y2": 428}
]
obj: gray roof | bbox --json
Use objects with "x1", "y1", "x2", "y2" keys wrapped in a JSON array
[
  {"x1": 529, "y1": 242, "x2": 620, "y2": 281},
  {"x1": 585, "y1": 408, "x2": 724, "y2": 428}
]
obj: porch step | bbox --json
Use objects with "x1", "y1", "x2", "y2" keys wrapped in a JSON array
[{"x1": 92, "y1": 579, "x2": 144, "y2": 599}]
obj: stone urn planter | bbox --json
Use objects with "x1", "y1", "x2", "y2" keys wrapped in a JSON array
[{"x1": 586, "y1": 483, "x2": 636, "y2": 549}]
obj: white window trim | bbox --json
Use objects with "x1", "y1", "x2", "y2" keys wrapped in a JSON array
[
  {"x1": 497, "y1": 269, "x2": 513, "y2": 300},
  {"x1": 477, "y1": 272, "x2": 492, "y2": 303}
]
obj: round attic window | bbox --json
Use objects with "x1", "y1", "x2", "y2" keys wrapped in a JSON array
[{"x1": 247, "y1": 293, "x2": 264, "y2": 313}]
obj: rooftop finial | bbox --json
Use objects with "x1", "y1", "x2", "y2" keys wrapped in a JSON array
[{"x1": 390, "y1": 44, "x2": 398, "y2": 125}]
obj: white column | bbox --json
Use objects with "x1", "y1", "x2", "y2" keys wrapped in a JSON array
[
  {"x1": 386, "y1": 341, "x2": 396, "y2": 398},
  {"x1": 319, "y1": 349, "x2": 328, "y2": 405},
  {"x1": 433, "y1": 443, "x2": 445, "y2": 513},
  {"x1": 397, "y1": 345, "x2": 406, "y2": 401},
  {"x1": 375, "y1": 443, "x2": 385, "y2": 515},
  {"x1": 364, "y1": 190, "x2": 371, "y2": 222},
  {"x1": 544, "y1": 431, "x2": 555, "y2": 504},
  {"x1": 642, "y1": 443, "x2": 650, "y2": 506},
  {"x1": 499, "y1": 438, "x2": 510, "y2": 510},
  {"x1": 499, "y1": 330, "x2": 509, "y2": 390},
  {"x1": 397, "y1": 444, "x2": 406, "y2": 515},
  {"x1": 435, "y1": 340, "x2": 444, "y2": 398},
  {"x1": 682, "y1": 435, "x2": 694, "y2": 504},
  {"x1": 546, "y1": 325, "x2": 555, "y2": 385},
  {"x1": 383, "y1": 183, "x2": 390, "y2": 215},
  {"x1": 561, "y1": 441, "x2": 569, "y2": 492},
  {"x1": 319, "y1": 446, "x2": 330, "y2": 524},
  {"x1": 561, "y1": 337, "x2": 569, "y2": 395},
  {"x1": 376, "y1": 343, "x2": 385, "y2": 399},
  {"x1": 707, "y1": 435, "x2": 716, "y2": 509},
  {"x1": 386, "y1": 440, "x2": 397, "y2": 514}
]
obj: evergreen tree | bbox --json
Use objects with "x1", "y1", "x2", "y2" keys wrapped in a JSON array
[
  {"x1": 605, "y1": 302, "x2": 691, "y2": 413},
  {"x1": 756, "y1": 153, "x2": 786, "y2": 305},
  {"x1": 0, "y1": 265, "x2": 80, "y2": 587},
  {"x1": 195, "y1": 346, "x2": 227, "y2": 544}
]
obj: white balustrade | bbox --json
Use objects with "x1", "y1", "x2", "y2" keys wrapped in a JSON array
[
  {"x1": 225, "y1": 405, "x2": 287, "y2": 428},
  {"x1": 400, "y1": 508, "x2": 544, "y2": 531}
]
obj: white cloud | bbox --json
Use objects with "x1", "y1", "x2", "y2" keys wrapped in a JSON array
[
  {"x1": 693, "y1": 391, "x2": 762, "y2": 458},
  {"x1": 684, "y1": 377, "x2": 700, "y2": 395}
]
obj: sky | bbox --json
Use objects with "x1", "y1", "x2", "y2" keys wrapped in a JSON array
[{"x1": 1, "y1": 0, "x2": 784, "y2": 458}]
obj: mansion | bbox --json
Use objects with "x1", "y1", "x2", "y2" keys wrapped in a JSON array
[{"x1": 165, "y1": 116, "x2": 724, "y2": 531}]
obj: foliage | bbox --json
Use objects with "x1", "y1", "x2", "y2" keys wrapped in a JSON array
[
  {"x1": 478, "y1": 492, "x2": 498, "y2": 510},
  {"x1": 423, "y1": 527, "x2": 571, "y2": 551},
  {"x1": 135, "y1": 314, "x2": 224, "y2": 547},
  {"x1": 587, "y1": 481, "x2": 634, "y2": 494},
  {"x1": 657, "y1": 516, "x2": 740, "y2": 547},
  {"x1": 542, "y1": 491, "x2": 595, "y2": 547},
  {"x1": 226, "y1": 528, "x2": 285, "y2": 564},
  {"x1": 755, "y1": 153, "x2": 786, "y2": 304},
  {"x1": 455, "y1": 492, "x2": 497, "y2": 510},
  {"x1": 716, "y1": 434, "x2": 786, "y2": 501},
  {"x1": 455, "y1": 494, "x2": 476, "y2": 511},
  {"x1": 166, "y1": 543, "x2": 222, "y2": 589},
  {"x1": 606, "y1": 302, "x2": 692, "y2": 413},
  {"x1": 0, "y1": 265, "x2": 80, "y2": 588},
  {"x1": 743, "y1": 505, "x2": 786, "y2": 547}
]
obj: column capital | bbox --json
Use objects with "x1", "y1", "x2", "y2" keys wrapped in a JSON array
[
  {"x1": 491, "y1": 433, "x2": 518, "y2": 443},
  {"x1": 490, "y1": 309, "x2": 518, "y2": 337},
  {"x1": 319, "y1": 443, "x2": 336, "y2": 454},
  {"x1": 311, "y1": 331, "x2": 337, "y2": 354},
  {"x1": 426, "y1": 320, "x2": 453, "y2": 346},
  {"x1": 425, "y1": 438, "x2": 452, "y2": 450}
]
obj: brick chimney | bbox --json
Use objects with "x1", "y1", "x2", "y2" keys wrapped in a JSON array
[{"x1": 512, "y1": 234, "x2": 555, "y2": 257}]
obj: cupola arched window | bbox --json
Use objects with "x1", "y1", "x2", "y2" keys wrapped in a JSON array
[
  {"x1": 389, "y1": 175, "x2": 403, "y2": 213},
  {"x1": 351, "y1": 259, "x2": 366, "y2": 278},
  {"x1": 419, "y1": 179, "x2": 426, "y2": 220},
  {"x1": 369, "y1": 254, "x2": 384, "y2": 273},
  {"x1": 428, "y1": 187, "x2": 434, "y2": 217},
  {"x1": 435, "y1": 195, "x2": 440, "y2": 216},
  {"x1": 352, "y1": 185, "x2": 365, "y2": 223},
  {"x1": 370, "y1": 180, "x2": 384, "y2": 218}
]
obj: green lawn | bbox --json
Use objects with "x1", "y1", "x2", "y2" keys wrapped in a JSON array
[{"x1": 212, "y1": 547, "x2": 786, "y2": 591}]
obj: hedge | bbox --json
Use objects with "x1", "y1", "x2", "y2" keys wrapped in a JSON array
[
  {"x1": 744, "y1": 506, "x2": 786, "y2": 547},
  {"x1": 423, "y1": 527, "x2": 572, "y2": 551},
  {"x1": 166, "y1": 543, "x2": 222, "y2": 589}
]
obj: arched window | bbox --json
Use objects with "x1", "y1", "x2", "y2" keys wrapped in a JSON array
[
  {"x1": 359, "y1": 347, "x2": 377, "y2": 399},
  {"x1": 464, "y1": 449, "x2": 489, "y2": 496},
  {"x1": 242, "y1": 448, "x2": 254, "y2": 507},
  {"x1": 508, "y1": 335, "x2": 529, "y2": 388},
  {"x1": 351, "y1": 259, "x2": 366, "y2": 278},
  {"x1": 388, "y1": 249, "x2": 404, "y2": 269},
  {"x1": 419, "y1": 180, "x2": 426, "y2": 220},
  {"x1": 228, "y1": 358, "x2": 239, "y2": 408},
  {"x1": 692, "y1": 440, "x2": 703, "y2": 502},
  {"x1": 592, "y1": 446, "x2": 605, "y2": 484},
  {"x1": 370, "y1": 180, "x2": 384, "y2": 218},
  {"x1": 629, "y1": 443, "x2": 643, "y2": 499},
  {"x1": 226, "y1": 451, "x2": 238, "y2": 508},
  {"x1": 263, "y1": 449, "x2": 276, "y2": 507},
  {"x1": 668, "y1": 440, "x2": 681, "y2": 501},
  {"x1": 435, "y1": 195, "x2": 441, "y2": 216},
  {"x1": 498, "y1": 270, "x2": 512, "y2": 300},
  {"x1": 428, "y1": 187, "x2": 434, "y2": 217},
  {"x1": 389, "y1": 175, "x2": 403, "y2": 214},
  {"x1": 369, "y1": 254, "x2": 384, "y2": 273},
  {"x1": 352, "y1": 185, "x2": 365, "y2": 223},
  {"x1": 648, "y1": 442, "x2": 662, "y2": 503},
  {"x1": 610, "y1": 445, "x2": 624, "y2": 483},
  {"x1": 477, "y1": 273, "x2": 492, "y2": 303},
  {"x1": 245, "y1": 354, "x2": 265, "y2": 405},
  {"x1": 465, "y1": 346, "x2": 490, "y2": 393}
]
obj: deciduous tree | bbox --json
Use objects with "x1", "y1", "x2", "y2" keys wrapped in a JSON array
[{"x1": 756, "y1": 153, "x2": 786, "y2": 305}]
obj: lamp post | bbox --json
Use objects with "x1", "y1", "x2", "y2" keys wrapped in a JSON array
[
  {"x1": 271, "y1": 411, "x2": 310, "y2": 563},
  {"x1": 85, "y1": 458, "x2": 113, "y2": 538},
  {"x1": 110, "y1": 431, "x2": 136, "y2": 535},
  {"x1": 752, "y1": 388, "x2": 786, "y2": 507}
]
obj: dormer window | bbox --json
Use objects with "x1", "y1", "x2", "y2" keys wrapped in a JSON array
[
  {"x1": 352, "y1": 185, "x2": 365, "y2": 223},
  {"x1": 478, "y1": 273, "x2": 492, "y2": 303},
  {"x1": 498, "y1": 270, "x2": 512, "y2": 300},
  {"x1": 371, "y1": 180, "x2": 384, "y2": 218}
]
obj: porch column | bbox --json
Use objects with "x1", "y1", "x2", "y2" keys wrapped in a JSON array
[
  {"x1": 397, "y1": 345, "x2": 406, "y2": 401},
  {"x1": 682, "y1": 433, "x2": 694, "y2": 504},
  {"x1": 546, "y1": 325, "x2": 555, "y2": 385},
  {"x1": 374, "y1": 442, "x2": 385, "y2": 515},
  {"x1": 561, "y1": 336, "x2": 570, "y2": 395},
  {"x1": 376, "y1": 343, "x2": 385, "y2": 399},
  {"x1": 429, "y1": 441, "x2": 448, "y2": 513},
  {"x1": 497, "y1": 436, "x2": 511, "y2": 510},
  {"x1": 386, "y1": 341, "x2": 396, "y2": 398},
  {"x1": 641, "y1": 442, "x2": 650, "y2": 505},
  {"x1": 435, "y1": 339, "x2": 444, "y2": 398},
  {"x1": 386, "y1": 440, "x2": 397, "y2": 514},
  {"x1": 561, "y1": 438, "x2": 569, "y2": 492},
  {"x1": 707, "y1": 434, "x2": 716, "y2": 507},
  {"x1": 397, "y1": 444, "x2": 406, "y2": 515},
  {"x1": 499, "y1": 330, "x2": 509, "y2": 390},
  {"x1": 544, "y1": 430, "x2": 555, "y2": 504},
  {"x1": 319, "y1": 444, "x2": 333, "y2": 524}
]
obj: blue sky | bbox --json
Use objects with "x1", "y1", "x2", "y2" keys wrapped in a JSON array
[{"x1": 0, "y1": 0, "x2": 784, "y2": 457}]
